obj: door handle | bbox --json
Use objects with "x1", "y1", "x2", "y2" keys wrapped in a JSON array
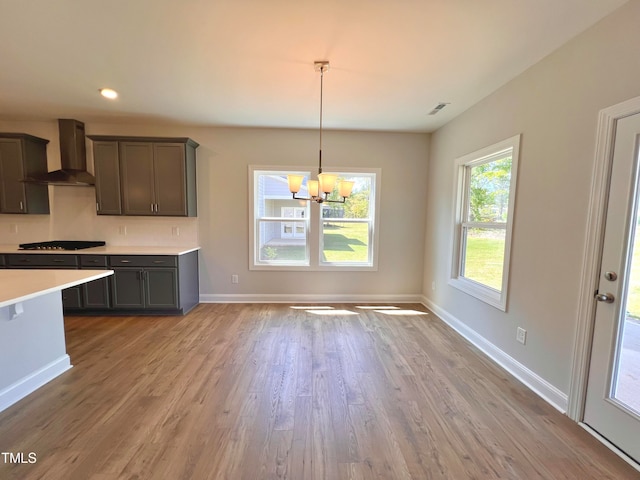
[{"x1": 595, "y1": 292, "x2": 615, "y2": 303}]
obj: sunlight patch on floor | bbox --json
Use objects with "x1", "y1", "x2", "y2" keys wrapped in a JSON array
[
  {"x1": 290, "y1": 306, "x2": 334, "y2": 310},
  {"x1": 374, "y1": 309, "x2": 428, "y2": 316},
  {"x1": 355, "y1": 305, "x2": 400, "y2": 310},
  {"x1": 306, "y1": 309, "x2": 359, "y2": 316}
]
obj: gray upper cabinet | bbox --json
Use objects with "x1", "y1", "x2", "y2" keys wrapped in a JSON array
[
  {"x1": 93, "y1": 141, "x2": 122, "y2": 215},
  {"x1": 120, "y1": 142, "x2": 156, "y2": 215},
  {"x1": 153, "y1": 143, "x2": 190, "y2": 216},
  {"x1": 0, "y1": 134, "x2": 50, "y2": 214},
  {"x1": 88, "y1": 135, "x2": 198, "y2": 217}
]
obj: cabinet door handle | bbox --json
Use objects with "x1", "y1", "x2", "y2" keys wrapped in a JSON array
[
  {"x1": 19, "y1": 201, "x2": 24, "y2": 211},
  {"x1": 154, "y1": 203, "x2": 158, "y2": 213},
  {"x1": 120, "y1": 260, "x2": 131, "y2": 263},
  {"x1": 152, "y1": 260, "x2": 165, "y2": 264},
  {"x1": 96, "y1": 202, "x2": 100, "y2": 212},
  {"x1": 53, "y1": 259, "x2": 65, "y2": 263},
  {"x1": 151, "y1": 203, "x2": 154, "y2": 212}
]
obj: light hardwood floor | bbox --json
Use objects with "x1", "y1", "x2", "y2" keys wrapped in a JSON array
[{"x1": 0, "y1": 303, "x2": 637, "y2": 479}]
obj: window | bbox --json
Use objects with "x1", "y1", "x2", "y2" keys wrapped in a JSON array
[
  {"x1": 251, "y1": 169, "x2": 310, "y2": 266},
  {"x1": 449, "y1": 135, "x2": 520, "y2": 310},
  {"x1": 250, "y1": 167, "x2": 380, "y2": 270},
  {"x1": 320, "y1": 172, "x2": 377, "y2": 266}
]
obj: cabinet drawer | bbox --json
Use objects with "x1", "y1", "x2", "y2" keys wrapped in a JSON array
[
  {"x1": 7, "y1": 254, "x2": 79, "y2": 267},
  {"x1": 80, "y1": 255, "x2": 109, "y2": 267},
  {"x1": 109, "y1": 255, "x2": 177, "y2": 268}
]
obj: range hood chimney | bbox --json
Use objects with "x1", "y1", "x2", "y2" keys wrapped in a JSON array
[{"x1": 22, "y1": 119, "x2": 95, "y2": 186}]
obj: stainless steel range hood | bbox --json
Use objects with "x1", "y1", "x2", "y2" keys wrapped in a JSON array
[{"x1": 22, "y1": 119, "x2": 95, "y2": 186}]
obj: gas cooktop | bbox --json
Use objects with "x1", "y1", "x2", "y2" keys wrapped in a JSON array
[{"x1": 18, "y1": 241, "x2": 106, "y2": 251}]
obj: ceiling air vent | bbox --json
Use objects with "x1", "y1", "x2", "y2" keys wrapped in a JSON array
[{"x1": 428, "y1": 102, "x2": 450, "y2": 115}]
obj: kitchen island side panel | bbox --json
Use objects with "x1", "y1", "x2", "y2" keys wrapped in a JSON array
[{"x1": 0, "y1": 292, "x2": 70, "y2": 411}]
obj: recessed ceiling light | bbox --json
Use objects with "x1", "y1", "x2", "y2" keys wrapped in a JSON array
[{"x1": 99, "y1": 88, "x2": 118, "y2": 99}]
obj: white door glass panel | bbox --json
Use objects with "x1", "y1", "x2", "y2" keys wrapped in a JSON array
[
  {"x1": 614, "y1": 205, "x2": 640, "y2": 414},
  {"x1": 584, "y1": 112, "x2": 640, "y2": 463}
]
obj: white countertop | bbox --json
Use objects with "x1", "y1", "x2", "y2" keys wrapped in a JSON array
[
  {"x1": 0, "y1": 245, "x2": 200, "y2": 256},
  {"x1": 0, "y1": 270, "x2": 114, "y2": 308}
]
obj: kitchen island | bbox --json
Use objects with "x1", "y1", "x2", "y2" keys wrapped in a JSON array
[{"x1": 0, "y1": 269, "x2": 113, "y2": 413}]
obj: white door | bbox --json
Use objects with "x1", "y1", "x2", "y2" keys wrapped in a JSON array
[
  {"x1": 584, "y1": 112, "x2": 640, "y2": 462},
  {"x1": 281, "y1": 207, "x2": 305, "y2": 239}
]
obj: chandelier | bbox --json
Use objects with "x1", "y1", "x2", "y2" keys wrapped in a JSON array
[{"x1": 287, "y1": 61, "x2": 354, "y2": 204}]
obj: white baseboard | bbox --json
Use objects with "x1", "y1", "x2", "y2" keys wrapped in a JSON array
[
  {"x1": 0, "y1": 355, "x2": 72, "y2": 413},
  {"x1": 421, "y1": 296, "x2": 568, "y2": 413},
  {"x1": 199, "y1": 293, "x2": 423, "y2": 304}
]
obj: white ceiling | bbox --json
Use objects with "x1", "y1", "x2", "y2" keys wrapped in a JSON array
[{"x1": 0, "y1": 0, "x2": 627, "y2": 132}]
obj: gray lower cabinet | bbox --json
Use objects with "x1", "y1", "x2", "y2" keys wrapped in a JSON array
[
  {"x1": 111, "y1": 266, "x2": 178, "y2": 310},
  {"x1": 61, "y1": 286, "x2": 83, "y2": 310},
  {"x1": 79, "y1": 255, "x2": 111, "y2": 309},
  {"x1": 0, "y1": 134, "x2": 50, "y2": 214},
  {"x1": 3, "y1": 251, "x2": 199, "y2": 315},
  {"x1": 110, "y1": 256, "x2": 180, "y2": 310},
  {"x1": 108, "y1": 251, "x2": 198, "y2": 314},
  {"x1": 111, "y1": 268, "x2": 146, "y2": 309}
]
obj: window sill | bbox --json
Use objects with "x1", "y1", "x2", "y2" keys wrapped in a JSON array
[
  {"x1": 250, "y1": 263, "x2": 377, "y2": 272},
  {"x1": 448, "y1": 277, "x2": 507, "y2": 311}
]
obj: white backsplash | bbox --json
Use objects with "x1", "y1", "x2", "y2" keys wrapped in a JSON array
[{"x1": 0, "y1": 185, "x2": 198, "y2": 247}]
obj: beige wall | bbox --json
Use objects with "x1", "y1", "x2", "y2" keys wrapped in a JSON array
[
  {"x1": 423, "y1": 1, "x2": 640, "y2": 395},
  {"x1": 0, "y1": 121, "x2": 429, "y2": 301}
]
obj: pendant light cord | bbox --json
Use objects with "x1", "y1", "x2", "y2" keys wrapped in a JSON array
[{"x1": 318, "y1": 67, "x2": 324, "y2": 175}]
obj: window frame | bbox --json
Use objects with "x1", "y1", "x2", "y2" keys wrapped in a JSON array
[
  {"x1": 449, "y1": 135, "x2": 520, "y2": 311},
  {"x1": 249, "y1": 166, "x2": 380, "y2": 271}
]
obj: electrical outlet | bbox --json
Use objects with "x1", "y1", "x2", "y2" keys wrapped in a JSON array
[
  {"x1": 231, "y1": 274, "x2": 239, "y2": 284},
  {"x1": 118, "y1": 225, "x2": 127, "y2": 235},
  {"x1": 431, "y1": 281, "x2": 436, "y2": 291},
  {"x1": 9, "y1": 224, "x2": 18, "y2": 234},
  {"x1": 172, "y1": 226, "x2": 180, "y2": 236},
  {"x1": 516, "y1": 327, "x2": 527, "y2": 345}
]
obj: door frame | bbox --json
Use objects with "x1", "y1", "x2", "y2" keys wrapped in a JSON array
[{"x1": 570, "y1": 95, "x2": 640, "y2": 422}]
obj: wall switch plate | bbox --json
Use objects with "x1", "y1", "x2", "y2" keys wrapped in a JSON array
[
  {"x1": 516, "y1": 327, "x2": 527, "y2": 345},
  {"x1": 172, "y1": 226, "x2": 180, "y2": 236},
  {"x1": 231, "y1": 274, "x2": 239, "y2": 284},
  {"x1": 431, "y1": 281, "x2": 436, "y2": 291},
  {"x1": 118, "y1": 225, "x2": 127, "y2": 235}
]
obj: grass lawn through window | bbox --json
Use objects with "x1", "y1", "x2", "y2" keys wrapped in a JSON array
[
  {"x1": 463, "y1": 233, "x2": 505, "y2": 291},
  {"x1": 322, "y1": 222, "x2": 369, "y2": 263},
  {"x1": 463, "y1": 233, "x2": 640, "y2": 317},
  {"x1": 259, "y1": 222, "x2": 369, "y2": 263}
]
